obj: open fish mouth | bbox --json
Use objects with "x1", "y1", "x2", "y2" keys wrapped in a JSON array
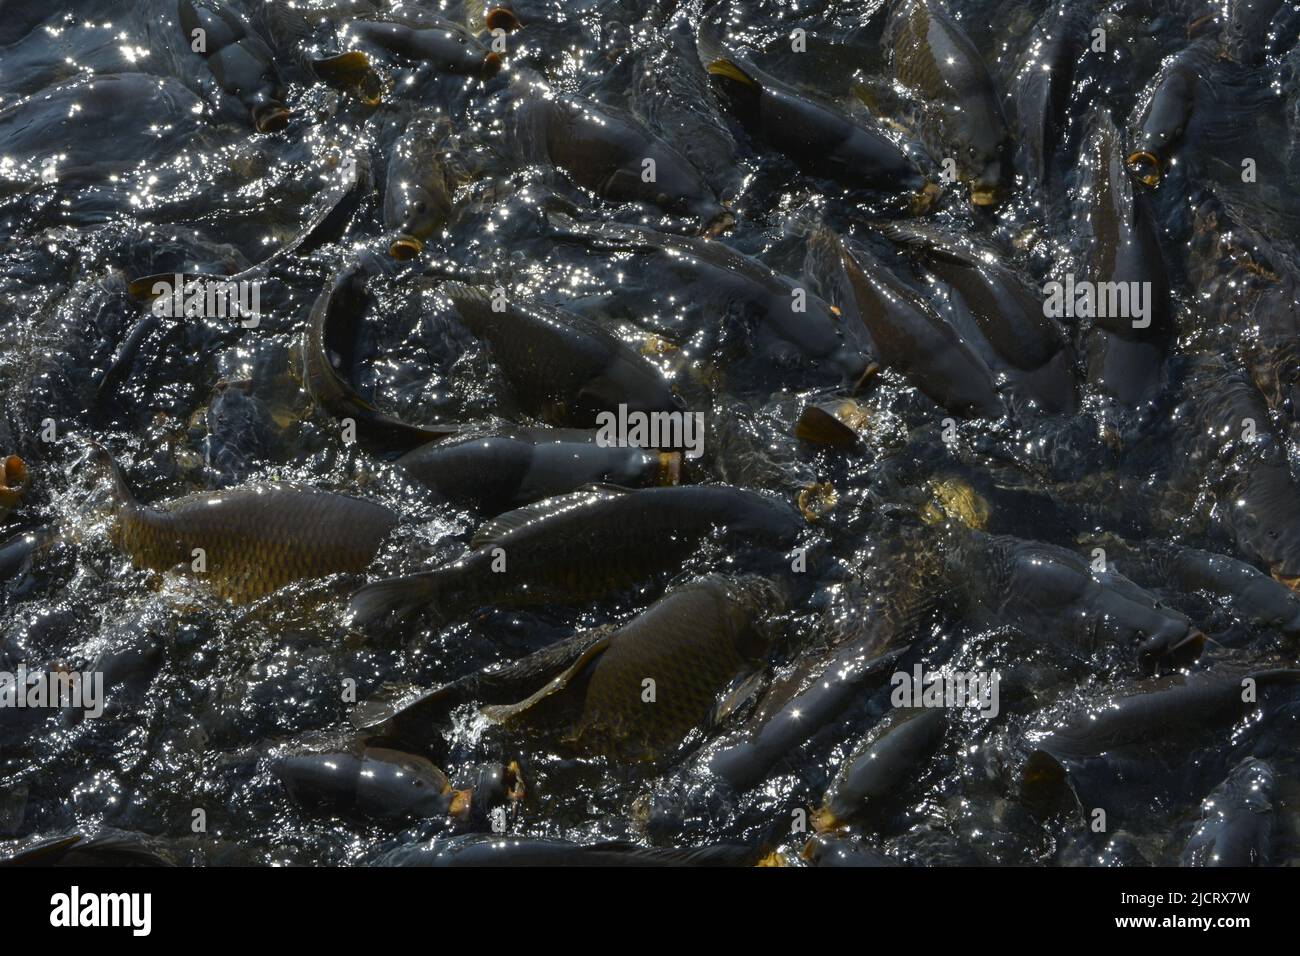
[
  {"x1": 656, "y1": 452, "x2": 683, "y2": 486},
  {"x1": 0, "y1": 455, "x2": 27, "y2": 515},
  {"x1": 482, "y1": 52, "x2": 504, "y2": 78},
  {"x1": 969, "y1": 186, "x2": 1000, "y2": 207},
  {"x1": 253, "y1": 106, "x2": 292, "y2": 134},
  {"x1": 486, "y1": 7, "x2": 522, "y2": 31},
  {"x1": 389, "y1": 235, "x2": 424, "y2": 260},
  {"x1": 1271, "y1": 568, "x2": 1300, "y2": 592},
  {"x1": 1126, "y1": 150, "x2": 1162, "y2": 187}
]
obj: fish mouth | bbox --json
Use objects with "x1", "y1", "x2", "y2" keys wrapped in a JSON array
[
  {"x1": 700, "y1": 207, "x2": 736, "y2": 237},
  {"x1": 1126, "y1": 151, "x2": 1162, "y2": 187},
  {"x1": 656, "y1": 451, "x2": 682, "y2": 486},
  {"x1": 1271, "y1": 567, "x2": 1300, "y2": 592},
  {"x1": 969, "y1": 185, "x2": 1000, "y2": 207},
  {"x1": 911, "y1": 180, "x2": 941, "y2": 214},
  {"x1": 253, "y1": 105, "x2": 291, "y2": 134},
  {"x1": 0, "y1": 455, "x2": 27, "y2": 512},
  {"x1": 486, "y1": 7, "x2": 521, "y2": 31},
  {"x1": 482, "y1": 52, "x2": 503, "y2": 78},
  {"x1": 389, "y1": 235, "x2": 424, "y2": 260}
]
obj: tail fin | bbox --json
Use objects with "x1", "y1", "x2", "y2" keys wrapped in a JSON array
[{"x1": 346, "y1": 573, "x2": 440, "y2": 627}]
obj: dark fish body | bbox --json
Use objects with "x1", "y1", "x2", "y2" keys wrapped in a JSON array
[
  {"x1": 1222, "y1": 0, "x2": 1285, "y2": 65},
  {"x1": 347, "y1": 485, "x2": 803, "y2": 624},
  {"x1": 486, "y1": 576, "x2": 779, "y2": 761},
  {"x1": 0, "y1": 527, "x2": 49, "y2": 584},
  {"x1": 1029, "y1": 668, "x2": 1300, "y2": 763},
  {"x1": 343, "y1": 19, "x2": 500, "y2": 77},
  {"x1": 885, "y1": 221, "x2": 1076, "y2": 412},
  {"x1": 383, "y1": 114, "x2": 455, "y2": 260},
  {"x1": 179, "y1": 0, "x2": 289, "y2": 132},
  {"x1": 396, "y1": 430, "x2": 678, "y2": 515},
  {"x1": 303, "y1": 259, "x2": 455, "y2": 454},
  {"x1": 444, "y1": 283, "x2": 680, "y2": 427},
  {"x1": 1177, "y1": 354, "x2": 1300, "y2": 583},
  {"x1": 706, "y1": 644, "x2": 911, "y2": 794},
  {"x1": 704, "y1": 57, "x2": 927, "y2": 194},
  {"x1": 96, "y1": 447, "x2": 396, "y2": 603},
  {"x1": 957, "y1": 533, "x2": 1201, "y2": 669},
  {"x1": 886, "y1": 0, "x2": 1010, "y2": 205},
  {"x1": 553, "y1": 215, "x2": 870, "y2": 382},
  {"x1": 802, "y1": 834, "x2": 898, "y2": 867},
  {"x1": 817, "y1": 707, "x2": 946, "y2": 829},
  {"x1": 375, "y1": 834, "x2": 761, "y2": 866},
  {"x1": 837, "y1": 236, "x2": 1001, "y2": 417},
  {"x1": 0, "y1": 74, "x2": 203, "y2": 188},
  {"x1": 277, "y1": 746, "x2": 459, "y2": 820},
  {"x1": 1076, "y1": 111, "x2": 1172, "y2": 408},
  {"x1": 1126, "y1": 38, "x2": 1215, "y2": 187},
  {"x1": 1014, "y1": 0, "x2": 1097, "y2": 187},
  {"x1": 515, "y1": 80, "x2": 728, "y2": 232},
  {"x1": 203, "y1": 383, "x2": 272, "y2": 486},
  {"x1": 1163, "y1": 546, "x2": 1300, "y2": 636},
  {"x1": 1182, "y1": 758, "x2": 1276, "y2": 866}
]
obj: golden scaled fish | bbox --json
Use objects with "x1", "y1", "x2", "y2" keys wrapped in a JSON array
[
  {"x1": 483, "y1": 576, "x2": 782, "y2": 761},
  {"x1": 92, "y1": 444, "x2": 397, "y2": 603}
]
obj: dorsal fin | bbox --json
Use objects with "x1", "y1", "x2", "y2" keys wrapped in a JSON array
[
  {"x1": 480, "y1": 634, "x2": 612, "y2": 725},
  {"x1": 470, "y1": 484, "x2": 630, "y2": 550}
]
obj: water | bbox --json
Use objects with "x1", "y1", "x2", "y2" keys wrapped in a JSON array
[{"x1": 2, "y1": 0, "x2": 1299, "y2": 866}]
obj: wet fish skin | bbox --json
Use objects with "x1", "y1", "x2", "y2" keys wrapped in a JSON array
[
  {"x1": 1222, "y1": 0, "x2": 1285, "y2": 65},
  {"x1": 396, "y1": 430, "x2": 678, "y2": 515},
  {"x1": 94, "y1": 445, "x2": 397, "y2": 603},
  {"x1": 179, "y1": 0, "x2": 290, "y2": 132},
  {"x1": 346, "y1": 485, "x2": 804, "y2": 625},
  {"x1": 277, "y1": 746, "x2": 458, "y2": 820},
  {"x1": 444, "y1": 283, "x2": 681, "y2": 427},
  {"x1": 834, "y1": 234, "x2": 1002, "y2": 418},
  {"x1": 383, "y1": 115, "x2": 455, "y2": 260},
  {"x1": 887, "y1": 0, "x2": 1011, "y2": 205},
  {"x1": 1126, "y1": 38, "x2": 1215, "y2": 187},
  {"x1": 344, "y1": 19, "x2": 501, "y2": 78},
  {"x1": 1077, "y1": 110, "x2": 1172, "y2": 409},
  {"x1": 817, "y1": 707, "x2": 946, "y2": 830},
  {"x1": 1182, "y1": 758, "x2": 1276, "y2": 867},
  {"x1": 1164, "y1": 546, "x2": 1300, "y2": 637},
  {"x1": 883, "y1": 221, "x2": 1077, "y2": 413},
  {"x1": 515, "y1": 79, "x2": 728, "y2": 232},
  {"x1": 704, "y1": 57, "x2": 928, "y2": 194},
  {"x1": 552, "y1": 214, "x2": 871, "y2": 383},
  {"x1": 486, "y1": 576, "x2": 780, "y2": 761},
  {"x1": 959, "y1": 533, "x2": 1202, "y2": 670},
  {"x1": 303, "y1": 258, "x2": 457, "y2": 454}
]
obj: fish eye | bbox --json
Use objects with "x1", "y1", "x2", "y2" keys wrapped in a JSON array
[{"x1": 415, "y1": 201, "x2": 427, "y2": 213}]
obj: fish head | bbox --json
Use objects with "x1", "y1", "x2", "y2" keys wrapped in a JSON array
[
  {"x1": 251, "y1": 101, "x2": 291, "y2": 134},
  {"x1": 952, "y1": 126, "x2": 1009, "y2": 207},
  {"x1": 384, "y1": 177, "x2": 444, "y2": 259}
]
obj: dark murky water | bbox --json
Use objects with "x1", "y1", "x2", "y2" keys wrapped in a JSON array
[{"x1": 2, "y1": 0, "x2": 1300, "y2": 866}]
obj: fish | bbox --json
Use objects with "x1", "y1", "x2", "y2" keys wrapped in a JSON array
[
  {"x1": 0, "y1": 73, "x2": 203, "y2": 192},
  {"x1": 179, "y1": 0, "x2": 290, "y2": 132},
  {"x1": 303, "y1": 258, "x2": 457, "y2": 455},
  {"x1": 0, "y1": 456, "x2": 27, "y2": 524},
  {"x1": 1125, "y1": 36, "x2": 1216, "y2": 188},
  {"x1": 92, "y1": 443, "x2": 397, "y2": 603},
  {"x1": 701, "y1": 56, "x2": 931, "y2": 201},
  {"x1": 443, "y1": 282, "x2": 681, "y2": 427},
  {"x1": 202, "y1": 382, "x2": 272, "y2": 487},
  {"x1": 512, "y1": 76, "x2": 730, "y2": 233},
  {"x1": 794, "y1": 397, "x2": 872, "y2": 447},
  {"x1": 332, "y1": 18, "x2": 502, "y2": 80},
  {"x1": 705, "y1": 644, "x2": 913, "y2": 795},
  {"x1": 1221, "y1": 0, "x2": 1286, "y2": 65},
  {"x1": 883, "y1": 221, "x2": 1077, "y2": 413},
  {"x1": 483, "y1": 576, "x2": 782, "y2": 761},
  {"x1": 801, "y1": 834, "x2": 899, "y2": 867},
  {"x1": 955, "y1": 533, "x2": 1204, "y2": 671},
  {"x1": 373, "y1": 834, "x2": 764, "y2": 866},
  {"x1": 1162, "y1": 546, "x2": 1300, "y2": 637},
  {"x1": 550, "y1": 214, "x2": 872, "y2": 383},
  {"x1": 346, "y1": 484, "x2": 804, "y2": 625},
  {"x1": 0, "y1": 527, "x2": 50, "y2": 584},
  {"x1": 395, "y1": 428, "x2": 680, "y2": 515},
  {"x1": 277, "y1": 745, "x2": 471, "y2": 821},
  {"x1": 1074, "y1": 110, "x2": 1172, "y2": 410},
  {"x1": 383, "y1": 114, "x2": 456, "y2": 260},
  {"x1": 1182, "y1": 758, "x2": 1276, "y2": 866},
  {"x1": 815, "y1": 707, "x2": 946, "y2": 831},
  {"x1": 1013, "y1": 0, "x2": 1099, "y2": 189},
  {"x1": 886, "y1": 0, "x2": 1011, "y2": 206},
  {"x1": 831, "y1": 232, "x2": 1002, "y2": 417}
]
